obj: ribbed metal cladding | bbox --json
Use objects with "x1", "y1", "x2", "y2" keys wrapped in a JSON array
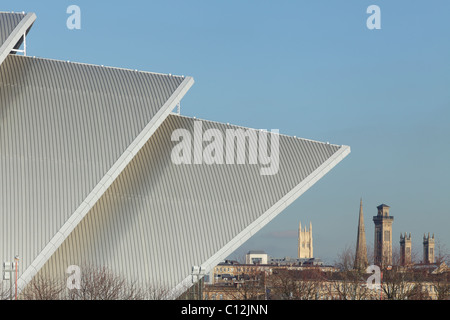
[
  {"x1": 0, "y1": 55, "x2": 187, "y2": 279},
  {"x1": 36, "y1": 114, "x2": 345, "y2": 295},
  {"x1": 0, "y1": 12, "x2": 26, "y2": 49}
]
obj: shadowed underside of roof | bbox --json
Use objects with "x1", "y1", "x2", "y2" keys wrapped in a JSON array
[
  {"x1": 0, "y1": 54, "x2": 193, "y2": 289},
  {"x1": 0, "y1": 12, "x2": 25, "y2": 44},
  {"x1": 0, "y1": 12, "x2": 35, "y2": 67},
  {"x1": 34, "y1": 114, "x2": 349, "y2": 298}
]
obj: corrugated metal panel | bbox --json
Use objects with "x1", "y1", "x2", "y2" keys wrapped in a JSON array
[
  {"x1": 0, "y1": 55, "x2": 192, "y2": 287},
  {"x1": 0, "y1": 12, "x2": 25, "y2": 47},
  {"x1": 0, "y1": 12, "x2": 36, "y2": 67},
  {"x1": 36, "y1": 114, "x2": 349, "y2": 297}
]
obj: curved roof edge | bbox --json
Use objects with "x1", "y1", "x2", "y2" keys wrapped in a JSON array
[
  {"x1": 0, "y1": 12, "x2": 36, "y2": 67},
  {"x1": 17, "y1": 76, "x2": 195, "y2": 292},
  {"x1": 167, "y1": 144, "x2": 350, "y2": 299}
]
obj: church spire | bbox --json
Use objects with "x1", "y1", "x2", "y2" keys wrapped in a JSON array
[{"x1": 354, "y1": 198, "x2": 368, "y2": 270}]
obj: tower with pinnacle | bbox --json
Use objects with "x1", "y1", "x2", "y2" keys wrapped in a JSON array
[
  {"x1": 423, "y1": 233, "x2": 435, "y2": 264},
  {"x1": 373, "y1": 204, "x2": 394, "y2": 268},
  {"x1": 354, "y1": 199, "x2": 368, "y2": 270},
  {"x1": 400, "y1": 233, "x2": 412, "y2": 266},
  {"x1": 298, "y1": 221, "x2": 313, "y2": 259}
]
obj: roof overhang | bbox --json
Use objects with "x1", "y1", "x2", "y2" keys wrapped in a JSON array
[{"x1": 0, "y1": 12, "x2": 36, "y2": 67}]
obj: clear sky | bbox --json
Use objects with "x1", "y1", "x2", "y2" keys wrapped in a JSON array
[{"x1": 5, "y1": 0, "x2": 450, "y2": 264}]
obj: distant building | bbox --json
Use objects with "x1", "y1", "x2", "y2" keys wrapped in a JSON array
[
  {"x1": 246, "y1": 251, "x2": 268, "y2": 265},
  {"x1": 354, "y1": 199, "x2": 368, "y2": 270},
  {"x1": 298, "y1": 221, "x2": 313, "y2": 259},
  {"x1": 269, "y1": 257, "x2": 324, "y2": 267},
  {"x1": 212, "y1": 260, "x2": 273, "y2": 285},
  {"x1": 423, "y1": 233, "x2": 435, "y2": 264},
  {"x1": 412, "y1": 261, "x2": 448, "y2": 274},
  {"x1": 373, "y1": 204, "x2": 394, "y2": 268},
  {"x1": 400, "y1": 233, "x2": 412, "y2": 266}
]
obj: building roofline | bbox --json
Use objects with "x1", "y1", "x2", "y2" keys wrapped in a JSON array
[
  {"x1": 16, "y1": 54, "x2": 187, "y2": 79},
  {"x1": 172, "y1": 113, "x2": 346, "y2": 148}
]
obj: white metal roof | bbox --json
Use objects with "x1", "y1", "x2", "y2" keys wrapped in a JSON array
[{"x1": 0, "y1": 12, "x2": 350, "y2": 299}]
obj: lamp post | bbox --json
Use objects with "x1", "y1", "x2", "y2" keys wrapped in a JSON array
[
  {"x1": 2, "y1": 262, "x2": 13, "y2": 300},
  {"x1": 14, "y1": 255, "x2": 19, "y2": 300},
  {"x1": 2, "y1": 257, "x2": 18, "y2": 300},
  {"x1": 191, "y1": 266, "x2": 206, "y2": 300}
]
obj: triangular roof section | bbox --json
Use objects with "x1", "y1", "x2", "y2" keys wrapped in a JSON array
[
  {"x1": 0, "y1": 53, "x2": 193, "y2": 290},
  {"x1": 0, "y1": 11, "x2": 35, "y2": 67},
  {"x1": 34, "y1": 114, "x2": 350, "y2": 298},
  {"x1": 1, "y1": 12, "x2": 350, "y2": 298}
]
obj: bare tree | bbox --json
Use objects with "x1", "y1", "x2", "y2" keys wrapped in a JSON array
[
  {"x1": 328, "y1": 246, "x2": 375, "y2": 300},
  {"x1": 325, "y1": 271, "x2": 375, "y2": 300},
  {"x1": 228, "y1": 267, "x2": 267, "y2": 300},
  {"x1": 68, "y1": 265, "x2": 146, "y2": 300},
  {"x1": 146, "y1": 283, "x2": 172, "y2": 300},
  {"x1": 0, "y1": 282, "x2": 12, "y2": 300},
  {"x1": 21, "y1": 265, "x2": 149, "y2": 300},
  {"x1": 21, "y1": 274, "x2": 65, "y2": 300},
  {"x1": 435, "y1": 238, "x2": 449, "y2": 265},
  {"x1": 430, "y1": 272, "x2": 449, "y2": 300},
  {"x1": 268, "y1": 268, "x2": 324, "y2": 300},
  {"x1": 381, "y1": 267, "x2": 426, "y2": 300},
  {"x1": 334, "y1": 245, "x2": 355, "y2": 272}
]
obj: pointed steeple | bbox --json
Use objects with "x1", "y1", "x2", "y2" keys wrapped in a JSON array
[{"x1": 355, "y1": 198, "x2": 368, "y2": 270}]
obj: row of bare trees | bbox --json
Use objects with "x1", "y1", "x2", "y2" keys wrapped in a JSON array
[
  {"x1": 1, "y1": 266, "x2": 173, "y2": 300},
  {"x1": 216, "y1": 244, "x2": 449, "y2": 300},
  {"x1": 2, "y1": 242, "x2": 448, "y2": 300},
  {"x1": 234, "y1": 266, "x2": 448, "y2": 300},
  {"x1": 333, "y1": 245, "x2": 449, "y2": 300}
]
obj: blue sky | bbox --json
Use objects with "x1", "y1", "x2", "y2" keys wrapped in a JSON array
[{"x1": 6, "y1": 0, "x2": 450, "y2": 264}]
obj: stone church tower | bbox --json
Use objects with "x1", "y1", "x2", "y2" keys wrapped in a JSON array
[
  {"x1": 354, "y1": 199, "x2": 368, "y2": 270},
  {"x1": 400, "y1": 233, "x2": 412, "y2": 266},
  {"x1": 373, "y1": 204, "x2": 394, "y2": 268},
  {"x1": 423, "y1": 233, "x2": 435, "y2": 264},
  {"x1": 298, "y1": 221, "x2": 313, "y2": 259}
]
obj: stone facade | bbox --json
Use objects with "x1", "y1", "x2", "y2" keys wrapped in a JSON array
[
  {"x1": 373, "y1": 204, "x2": 394, "y2": 268},
  {"x1": 423, "y1": 233, "x2": 435, "y2": 264},
  {"x1": 400, "y1": 233, "x2": 412, "y2": 266},
  {"x1": 298, "y1": 221, "x2": 313, "y2": 259}
]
